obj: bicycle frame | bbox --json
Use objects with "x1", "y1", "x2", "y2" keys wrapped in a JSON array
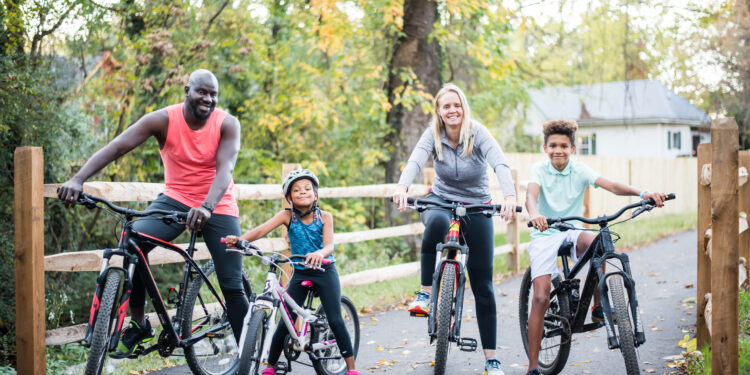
[
  {"x1": 554, "y1": 225, "x2": 645, "y2": 350},
  {"x1": 84, "y1": 220, "x2": 228, "y2": 355},
  {"x1": 241, "y1": 262, "x2": 337, "y2": 366},
  {"x1": 428, "y1": 216, "x2": 470, "y2": 344}
]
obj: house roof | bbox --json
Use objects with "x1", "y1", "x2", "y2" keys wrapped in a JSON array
[{"x1": 528, "y1": 79, "x2": 710, "y2": 127}]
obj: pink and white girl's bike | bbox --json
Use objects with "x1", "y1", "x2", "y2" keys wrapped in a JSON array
[{"x1": 222, "y1": 238, "x2": 359, "y2": 375}]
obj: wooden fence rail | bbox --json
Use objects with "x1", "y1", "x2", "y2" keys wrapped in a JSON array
[
  {"x1": 696, "y1": 118, "x2": 747, "y2": 375},
  {"x1": 14, "y1": 148, "x2": 701, "y2": 373}
]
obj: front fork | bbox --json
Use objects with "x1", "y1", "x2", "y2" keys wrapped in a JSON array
[
  {"x1": 593, "y1": 252, "x2": 646, "y2": 350},
  {"x1": 427, "y1": 243, "x2": 468, "y2": 342},
  {"x1": 83, "y1": 247, "x2": 137, "y2": 350}
]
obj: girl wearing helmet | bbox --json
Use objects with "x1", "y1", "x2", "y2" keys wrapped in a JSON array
[{"x1": 225, "y1": 168, "x2": 359, "y2": 375}]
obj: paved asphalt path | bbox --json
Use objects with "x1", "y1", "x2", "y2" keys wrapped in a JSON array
[{"x1": 151, "y1": 230, "x2": 697, "y2": 375}]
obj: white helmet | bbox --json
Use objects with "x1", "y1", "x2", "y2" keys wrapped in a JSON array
[{"x1": 282, "y1": 169, "x2": 319, "y2": 197}]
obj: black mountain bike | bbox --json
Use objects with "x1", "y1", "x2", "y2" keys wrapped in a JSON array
[
  {"x1": 518, "y1": 193, "x2": 675, "y2": 375},
  {"x1": 403, "y1": 197, "x2": 521, "y2": 375},
  {"x1": 73, "y1": 193, "x2": 252, "y2": 375}
]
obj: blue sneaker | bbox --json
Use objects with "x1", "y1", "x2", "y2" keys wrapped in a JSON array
[
  {"x1": 526, "y1": 369, "x2": 541, "y2": 375},
  {"x1": 407, "y1": 291, "x2": 430, "y2": 314},
  {"x1": 483, "y1": 358, "x2": 505, "y2": 375}
]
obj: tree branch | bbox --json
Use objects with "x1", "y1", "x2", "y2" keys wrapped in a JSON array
[{"x1": 203, "y1": 0, "x2": 230, "y2": 35}]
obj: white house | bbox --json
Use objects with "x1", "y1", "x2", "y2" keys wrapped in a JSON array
[{"x1": 523, "y1": 80, "x2": 710, "y2": 158}]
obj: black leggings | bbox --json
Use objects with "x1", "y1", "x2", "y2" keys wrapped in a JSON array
[
  {"x1": 420, "y1": 194, "x2": 497, "y2": 350},
  {"x1": 130, "y1": 194, "x2": 248, "y2": 341},
  {"x1": 267, "y1": 265, "x2": 354, "y2": 365}
]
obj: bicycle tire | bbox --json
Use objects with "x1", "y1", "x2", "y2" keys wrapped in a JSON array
[
  {"x1": 182, "y1": 261, "x2": 240, "y2": 375},
  {"x1": 608, "y1": 275, "x2": 639, "y2": 375},
  {"x1": 434, "y1": 264, "x2": 456, "y2": 375},
  {"x1": 85, "y1": 271, "x2": 121, "y2": 375},
  {"x1": 518, "y1": 267, "x2": 571, "y2": 375},
  {"x1": 311, "y1": 295, "x2": 361, "y2": 375},
  {"x1": 238, "y1": 309, "x2": 266, "y2": 375}
]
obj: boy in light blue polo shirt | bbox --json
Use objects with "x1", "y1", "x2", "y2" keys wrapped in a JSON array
[{"x1": 523, "y1": 119, "x2": 667, "y2": 375}]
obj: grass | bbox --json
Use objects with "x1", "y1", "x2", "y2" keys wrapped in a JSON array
[{"x1": 698, "y1": 290, "x2": 750, "y2": 375}]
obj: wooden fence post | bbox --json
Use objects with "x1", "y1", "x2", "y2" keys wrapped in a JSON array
[
  {"x1": 697, "y1": 142, "x2": 712, "y2": 347},
  {"x1": 507, "y1": 169, "x2": 520, "y2": 273},
  {"x1": 710, "y1": 118, "x2": 739, "y2": 375},
  {"x1": 281, "y1": 163, "x2": 301, "y2": 286},
  {"x1": 738, "y1": 150, "x2": 750, "y2": 279},
  {"x1": 14, "y1": 147, "x2": 46, "y2": 374}
]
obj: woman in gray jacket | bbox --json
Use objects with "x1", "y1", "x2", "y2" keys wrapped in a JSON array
[{"x1": 392, "y1": 83, "x2": 516, "y2": 375}]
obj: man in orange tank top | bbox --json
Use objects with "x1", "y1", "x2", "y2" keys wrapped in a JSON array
[{"x1": 58, "y1": 69, "x2": 248, "y2": 358}]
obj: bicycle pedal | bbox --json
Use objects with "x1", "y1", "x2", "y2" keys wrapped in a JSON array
[
  {"x1": 274, "y1": 361, "x2": 289, "y2": 374},
  {"x1": 458, "y1": 337, "x2": 477, "y2": 352},
  {"x1": 410, "y1": 312, "x2": 428, "y2": 318}
]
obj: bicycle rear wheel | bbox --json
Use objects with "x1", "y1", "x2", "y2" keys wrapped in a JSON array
[
  {"x1": 311, "y1": 295, "x2": 360, "y2": 375},
  {"x1": 238, "y1": 309, "x2": 267, "y2": 375},
  {"x1": 434, "y1": 264, "x2": 456, "y2": 375},
  {"x1": 85, "y1": 271, "x2": 121, "y2": 375},
  {"x1": 519, "y1": 267, "x2": 571, "y2": 375},
  {"x1": 182, "y1": 261, "x2": 240, "y2": 375},
  {"x1": 608, "y1": 275, "x2": 639, "y2": 375}
]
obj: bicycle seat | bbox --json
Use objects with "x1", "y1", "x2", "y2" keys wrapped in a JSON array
[
  {"x1": 301, "y1": 280, "x2": 314, "y2": 288},
  {"x1": 557, "y1": 240, "x2": 574, "y2": 257}
]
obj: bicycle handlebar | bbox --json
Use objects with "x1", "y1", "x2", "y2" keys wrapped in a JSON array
[
  {"x1": 76, "y1": 193, "x2": 188, "y2": 221},
  {"x1": 220, "y1": 238, "x2": 332, "y2": 266},
  {"x1": 526, "y1": 193, "x2": 676, "y2": 228},
  {"x1": 404, "y1": 197, "x2": 523, "y2": 214}
]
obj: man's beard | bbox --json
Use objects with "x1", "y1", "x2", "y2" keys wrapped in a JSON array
[{"x1": 188, "y1": 98, "x2": 214, "y2": 120}]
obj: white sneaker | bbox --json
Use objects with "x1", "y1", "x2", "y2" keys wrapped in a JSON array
[{"x1": 483, "y1": 359, "x2": 506, "y2": 375}]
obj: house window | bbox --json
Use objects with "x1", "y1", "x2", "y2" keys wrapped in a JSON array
[
  {"x1": 668, "y1": 131, "x2": 681, "y2": 150},
  {"x1": 578, "y1": 134, "x2": 596, "y2": 155}
]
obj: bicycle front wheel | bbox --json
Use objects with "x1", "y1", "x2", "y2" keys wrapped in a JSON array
[
  {"x1": 311, "y1": 295, "x2": 361, "y2": 375},
  {"x1": 519, "y1": 267, "x2": 571, "y2": 375},
  {"x1": 608, "y1": 275, "x2": 639, "y2": 375},
  {"x1": 85, "y1": 271, "x2": 121, "y2": 375},
  {"x1": 434, "y1": 264, "x2": 456, "y2": 375},
  {"x1": 182, "y1": 261, "x2": 239, "y2": 375},
  {"x1": 238, "y1": 309, "x2": 266, "y2": 375}
]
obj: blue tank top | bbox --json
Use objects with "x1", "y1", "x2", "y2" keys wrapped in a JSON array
[{"x1": 287, "y1": 209, "x2": 335, "y2": 270}]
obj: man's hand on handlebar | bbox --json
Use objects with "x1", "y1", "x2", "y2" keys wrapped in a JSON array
[
  {"x1": 643, "y1": 192, "x2": 668, "y2": 207},
  {"x1": 529, "y1": 213, "x2": 549, "y2": 232},
  {"x1": 186, "y1": 205, "x2": 211, "y2": 231},
  {"x1": 392, "y1": 185, "x2": 409, "y2": 212},
  {"x1": 57, "y1": 179, "x2": 84, "y2": 208}
]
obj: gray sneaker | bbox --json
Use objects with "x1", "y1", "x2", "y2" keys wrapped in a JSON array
[{"x1": 483, "y1": 358, "x2": 506, "y2": 375}]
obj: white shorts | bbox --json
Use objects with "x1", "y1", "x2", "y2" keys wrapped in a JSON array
[{"x1": 528, "y1": 230, "x2": 583, "y2": 281}]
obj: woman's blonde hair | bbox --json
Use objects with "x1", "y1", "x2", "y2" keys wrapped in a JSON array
[{"x1": 431, "y1": 83, "x2": 474, "y2": 161}]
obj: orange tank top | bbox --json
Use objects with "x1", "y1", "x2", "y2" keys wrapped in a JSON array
[{"x1": 160, "y1": 103, "x2": 239, "y2": 217}]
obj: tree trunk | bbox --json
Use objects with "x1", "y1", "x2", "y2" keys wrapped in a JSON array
[{"x1": 384, "y1": 0, "x2": 441, "y2": 259}]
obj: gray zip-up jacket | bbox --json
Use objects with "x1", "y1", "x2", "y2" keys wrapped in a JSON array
[{"x1": 397, "y1": 122, "x2": 516, "y2": 203}]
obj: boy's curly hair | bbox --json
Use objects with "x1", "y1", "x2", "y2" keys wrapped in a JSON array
[{"x1": 542, "y1": 119, "x2": 578, "y2": 145}]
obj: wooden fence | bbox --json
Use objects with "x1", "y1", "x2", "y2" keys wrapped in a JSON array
[
  {"x1": 696, "y1": 118, "x2": 749, "y2": 375},
  {"x1": 13, "y1": 148, "x2": 700, "y2": 374}
]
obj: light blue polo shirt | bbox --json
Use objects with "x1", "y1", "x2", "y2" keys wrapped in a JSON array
[{"x1": 529, "y1": 159, "x2": 599, "y2": 240}]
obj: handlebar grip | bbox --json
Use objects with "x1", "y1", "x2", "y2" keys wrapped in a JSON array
[
  {"x1": 666, "y1": 193, "x2": 675, "y2": 200},
  {"x1": 220, "y1": 238, "x2": 226, "y2": 244},
  {"x1": 321, "y1": 259, "x2": 332, "y2": 265},
  {"x1": 515, "y1": 206, "x2": 523, "y2": 212}
]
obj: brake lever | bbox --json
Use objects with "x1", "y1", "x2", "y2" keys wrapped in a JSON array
[{"x1": 551, "y1": 222, "x2": 575, "y2": 232}]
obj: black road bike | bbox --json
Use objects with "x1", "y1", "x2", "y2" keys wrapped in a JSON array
[
  {"x1": 73, "y1": 193, "x2": 252, "y2": 375},
  {"x1": 403, "y1": 197, "x2": 522, "y2": 375},
  {"x1": 518, "y1": 194, "x2": 675, "y2": 375}
]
